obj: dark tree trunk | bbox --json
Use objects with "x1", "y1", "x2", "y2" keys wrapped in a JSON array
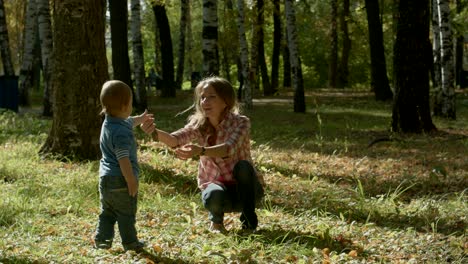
[
  {"x1": 202, "y1": 0, "x2": 219, "y2": 76},
  {"x1": 391, "y1": 0, "x2": 436, "y2": 133},
  {"x1": 328, "y1": 0, "x2": 338, "y2": 88},
  {"x1": 0, "y1": 0, "x2": 15, "y2": 76},
  {"x1": 271, "y1": 0, "x2": 281, "y2": 92},
  {"x1": 337, "y1": 0, "x2": 351, "y2": 88},
  {"x1": 109, "y1": 0, "x2": 133, "y2": 91},
  {"x1": 256, "y1": 0, "x2": 272, "y2": 96},
  {"x1": 282, "y1": 28, "x2": 291, "y2": 88},
  {"x1": 153, "y1": 4, "x2": 175, "y2": 97},
  {"x1": 40, "y1": 0, "x2": 108, "y2": 160},
  {"x1": 176, "y1": 0, "x2": 188, "y2": 89},
  {"x1": 365, "y1": 0, "x2": 393, "y2": 100}
]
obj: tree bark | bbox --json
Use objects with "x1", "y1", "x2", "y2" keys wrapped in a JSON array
[
  {"x1": 18, "y1": 0, "x2": 37, "y2": 106},
  {"x1": 40, "y1": 0, "x2": 109, "y2": 160},
  {"x1": 392, "y1": 0, "x2": 436, "y2": 133},
  {"x1": 365, "y1": 0, "x2": 393, "y2": 100},
  {"x1": 130, "y1": 0, "x2": 147, "y2": 111},
  {"x1": 285, "y1": 0, "x2": 305, "y2": 113},
  {"x1": 337, "y1": 0, "x2": 351, "y2": 88},
  {"x1": 328, "y1": 0, "x2": 338, "y2": 88},
  {"x1": 432, "y1": 0, "x2": 456, "y2": 119},
  {"x1": 109, "y1": 0, "x2": 133, "y2": 90},
  {"x1": 271, "y1": 0, "x2": 281, "y2": 92},
  {"x1": 282, "y1": 28, "x2": 291, "y2": 89},
  {"x1": 454, "y1": 0, "x2": 464, "y2": 88},
  {"x1": 256, "y1": 0, "x2": 272, "y2": 96},
  {"x1": 176, "y1": 0, "x2": 188, "y2": 89},
  {"x1": 236, "y1": 0, "x2": 252, "y2": 109},
  {"x1": 153, "y1": 3, "x2": 175, "y2": 97},
  {"x1": 0, "y1": 0, "x2": 15, "y2": 76},
  {"x1": 202, "y1": 0, "x2": 219, "y2": 76},
  {"x1": 37, "y1": 0, "x2": 53, "y2": 117}
]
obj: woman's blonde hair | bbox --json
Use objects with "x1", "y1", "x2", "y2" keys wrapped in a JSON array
[
  {"x1": 100, "y1": 80, "x2": 132, "y2": 116},
  {"x1": 187, "y1": 76, "x2": 239, "y2": 133}
]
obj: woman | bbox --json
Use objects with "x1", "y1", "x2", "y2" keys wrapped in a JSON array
[{"x1": 141, "y1": 76, "x2": 264, "y2": 233}]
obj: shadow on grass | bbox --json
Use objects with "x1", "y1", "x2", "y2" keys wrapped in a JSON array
[
  {"x1": 0, "y1": 257, "x2": 49, "y2": 264},
  {"x1": 234, "y1": 227, "x2": 360, "y2": 256},
  {"x1": 139, "y1": 163, "x2": 199, "y2": 196},
  {"x1": 138, "y1": 249, "x2": 191, "y2": 264}
]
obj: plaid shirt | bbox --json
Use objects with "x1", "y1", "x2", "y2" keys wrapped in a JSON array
[{"x1": 171, "y1": 112, "x2": 253, "y2": 190}]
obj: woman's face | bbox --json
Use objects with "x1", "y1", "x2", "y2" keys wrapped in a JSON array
[{"x1": 200, "y1": 85, "x2": 227, "y2": 121}]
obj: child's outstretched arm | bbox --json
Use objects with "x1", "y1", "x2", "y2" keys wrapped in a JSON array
[{"x1": 132, "y1": 110, "x2": 153, "y2": 127}]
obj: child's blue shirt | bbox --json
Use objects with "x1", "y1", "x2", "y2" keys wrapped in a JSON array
[{"x1": 99, "y1": 115, "x2": 139, "y2": 178}]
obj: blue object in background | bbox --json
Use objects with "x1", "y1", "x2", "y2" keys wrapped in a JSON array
[{"x1": 0, "y1": 75, "x2": 19, "y2": 112}]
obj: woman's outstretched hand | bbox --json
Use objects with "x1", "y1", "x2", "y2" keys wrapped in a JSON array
[{"x1": 175, "y1": 144, "x2": 202, "y2": 160}]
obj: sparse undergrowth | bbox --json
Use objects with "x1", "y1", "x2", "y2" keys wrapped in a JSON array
[{"x1": 0, "y1": 89, "x2": 467, "y2": 263}]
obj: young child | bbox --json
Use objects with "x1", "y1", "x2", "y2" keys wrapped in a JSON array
[{"x1": 94, "y1": 80, "x2": 150, "y2": 251}]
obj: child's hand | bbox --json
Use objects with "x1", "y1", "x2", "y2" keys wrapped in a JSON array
[
  {"x1": 140, "y1": 118, "x2": 155, "y2": 134},
  {"x1": 126, "y1": 175, "x2": 138, "y2": 197},
  {"x1": 133, "y1": 110, "x2": 153, "y2": 127}
]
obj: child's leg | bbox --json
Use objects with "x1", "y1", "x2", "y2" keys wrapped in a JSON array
[
  {"x1": 95, "y1": 177, "x2": 116, "y2": 247},
  {"x1": 202, "y1": 183, "x2": 226, "y2": 224}
]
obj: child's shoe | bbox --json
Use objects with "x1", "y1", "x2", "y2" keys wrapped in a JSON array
[
  {"x1": 123, "y1": 240, "x2": 145, "y2": 252},
  {"x1": 94, "y1": 239, "x2": 112, "y2": 249}
]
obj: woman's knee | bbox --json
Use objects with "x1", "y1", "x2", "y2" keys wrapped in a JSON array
[{"x1": 202, "y1": 185, "x2": 225, "y2": 211}]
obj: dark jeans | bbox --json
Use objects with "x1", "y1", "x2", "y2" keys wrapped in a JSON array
[
  {"x1": 95, "y1": 176, "x2": 138, "y2": 247},
  {"x1": 202, "y1": 160, "x2": 264, "y2": 226}
]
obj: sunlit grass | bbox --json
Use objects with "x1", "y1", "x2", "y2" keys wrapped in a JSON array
[{"x1": 0, "y1": 89, "x2": 466, "y2": 263}]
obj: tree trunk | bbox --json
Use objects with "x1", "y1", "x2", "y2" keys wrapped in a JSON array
[
  {"x1": 186, "y1": 1, "x2": 193, "y2": 81},
  {"x1": 365, "y1": 0, "x2": 393, "y2": 101},
  {"x1": 40, "y1": 0, "x2": 109, "y2": 160},
  {"x1": 271, "y1": 0, "x2": 281, "y2": 91},
  {"x1": 433, "y1": 0, "x2": 456, "y2": 119},
  {"x1": 431, "y1": 0, "x2": 441, "y2": 92},
  {"x1": 337, "y1": 0, "x2": 351, "y2": 88},
  {"x1": 249, "y1": 2, "x2": 259, "y2": 91},
  {"x1": 256, "y1": 0, "x2": 272, "y2": 96},
  {"x1": 153, "y1": 3, "x2": 175, "y2": 97},
  {"x1": 0, "y1": 0, "x2": 14, "y2": 76},
  {"x1": 236, "y1": 0, "x2": 252, "y2": 109},
  {"x1": 109, "y1": 0, "x2": 133, "y2": 90},
  {"x1": 176, "y1": 0, "x2": 188, "y2": 89},
  {"x1": 130, "y1": 0, "x2": 147, "y2": 111},
  {"x1": 18, "y1": 0, "x2": 37, "y2": 106},
  {"x1": 392, "y1": 0, "x2": 436, "y2": 133},
  {"x1": 328, "y1": 0, "x2": 338, "y2": 88},
  {"x1": 282, "y1": 28, "x2": 291, "y2": 89},
  {"x1": 455, "y1": 0, "x2": 464, "y2": 88},
  {"x1": 37, "y1": 0, "x2": 53, "y2": 117},
  {"x1": 202, "y1": 0, "x2": 219, "y2": 76},
  {"x1": 285, "y1": 0, "x2": 305, "y2": 113}
]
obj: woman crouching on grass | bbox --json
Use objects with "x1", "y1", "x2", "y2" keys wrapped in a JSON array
[{"x1": 141, "y1": 76, "x2": 264, "y2": 233}]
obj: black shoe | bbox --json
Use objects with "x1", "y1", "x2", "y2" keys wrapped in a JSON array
[
  {"x1": 94, "y1": 239, "x2": 112, "y2": 249},
  {"x1": 123, "y1": 240, "x2": 145, "y2": 252},
  {"x1": 240, "y1": 212, "x2": 258, "y2": 230}
]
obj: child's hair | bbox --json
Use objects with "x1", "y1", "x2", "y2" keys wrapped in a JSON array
[
  {"x1": 187, "y1": 76, "x2": 239, "y2": 133},
  {"x1": 100, "y1": 80, "x2": 132, "y2": 116}
]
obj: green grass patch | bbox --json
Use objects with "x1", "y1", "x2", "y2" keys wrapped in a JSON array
[{"x1": 0, "y1": 89, "x2": 466, "y2": 263}]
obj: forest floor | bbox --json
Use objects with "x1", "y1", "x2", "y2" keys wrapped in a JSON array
[{"x1": 0, "y1": 88, "x2": 467, "y2": 263}]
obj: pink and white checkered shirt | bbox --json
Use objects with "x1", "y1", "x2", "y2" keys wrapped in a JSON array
[{"x1": 171, "y1": 112, "x2": 253, "y2": 190}]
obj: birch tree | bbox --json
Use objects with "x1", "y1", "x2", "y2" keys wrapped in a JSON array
[
  {"x1": 202, "y1": 0, "x2": 219, "y2": 76},
  {"x1": 131, "y1": 0, "x2": 147, "y2": 111},
  {"x1": 431, "y1": 0, "x2": 442, "y2": 92},
  {"x1": 0, "y1": 0, "x2": 14, "y2": 76},
  {"x1": 40, "y1": 0, "x2": 109, "y2": 160},
  {"x1": 18, "y1": 0, "x2": 37, "y2": 106},
  {"x1": 433, "y1": 0, "x2": 456, "y2": 119},
  {"x1": 176, "y1": 0, "x2": 189, "y2": 89},
  {"x1": 285, "y1": 0, "x2": 305, "y2": 113},
  {"x1": 328, "y1": 0, "x2": 338, "y2": 88},
  {"x1": 236, "y1": 0, "x2": 251, "y2": 109},
  {"x1": 37, "y1": 0, "x2": 53, "y2": 116},
  {"x1": 271, "y1": 0, "x2": 281, "y2": 92}
]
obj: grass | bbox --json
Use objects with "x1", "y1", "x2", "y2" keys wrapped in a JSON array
[{"x1": 0, "y1": 88, "x2": 467, "y2": 263}]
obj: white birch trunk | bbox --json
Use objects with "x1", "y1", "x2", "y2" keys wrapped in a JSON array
[
  {"x1": 202, "y1": 0, "x2": 219, "y2": 76},
  {"x1": 18, "y1": 0, "x2": 37, "y2": 106},
  {"x1": 434, "y1": 0, "x2": 456, "y2": 118},
  {"x1": 236, "y1": 0, "x2": 251, "y2": 109},
  {"x1": 285, "y1": 0, "x2": 305, "y2": 112},
  {"x1": 432, "y1": 0, "x2": 441, "y2": 90},
  {"x1": 0, "y1": 0, "x2": 14, "y2": 76},
  {"x1": 131, "y1": 0, "x2": 146, "y2": 110},
  {"x1": 37, "y1": 0, "x2": 53, "y2": 116}
]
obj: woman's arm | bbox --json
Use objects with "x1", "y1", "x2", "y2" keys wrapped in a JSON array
[
  {"x1": 140, "y1": 118, "x2": 179, "y2": 148},
  {"x1": 175, "y1": 143, "x2": 229, "y2": 160}
]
